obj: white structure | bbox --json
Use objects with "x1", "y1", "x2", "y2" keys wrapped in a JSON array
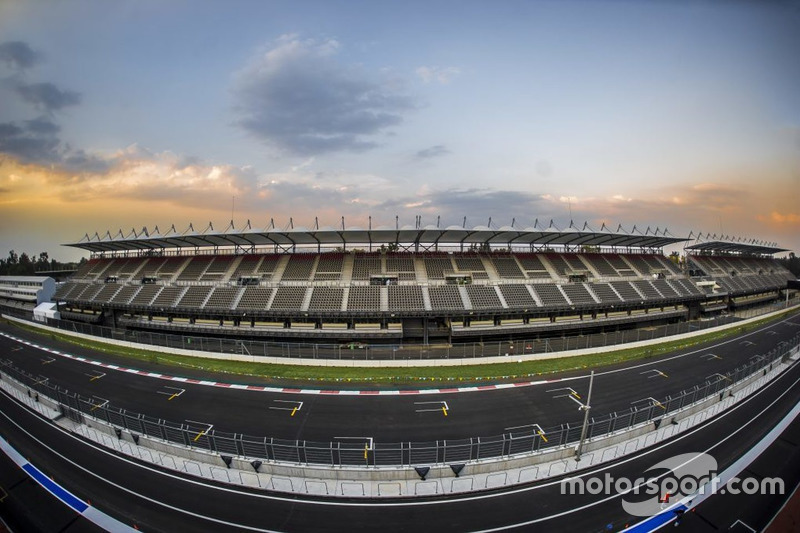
[
  {"x1": 33, "y1": 302, "x2": 60, "y2": 322},
  {"x1": 0, "y1": 276, "x2": 57, "y2": 311}
]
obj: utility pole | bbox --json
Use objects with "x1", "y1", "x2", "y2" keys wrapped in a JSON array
[{"x1": 575, "y1": 370, "x2": 595, "y2": 462}]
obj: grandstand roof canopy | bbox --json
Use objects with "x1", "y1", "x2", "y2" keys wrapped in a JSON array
[
  {"x1": 65, "y1": 223, "x2": 689, "y2": 253},
  {"x1": 685, "y1": 240, "x2": 788, "y2": 255}
]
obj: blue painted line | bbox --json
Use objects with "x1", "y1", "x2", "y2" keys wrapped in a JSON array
[
  {"x1": 21, "y1": 463, "x2": 89, "y2": 513},
  {"x1": 622, "y1": 504, "x2": 687, "y2": 532}
]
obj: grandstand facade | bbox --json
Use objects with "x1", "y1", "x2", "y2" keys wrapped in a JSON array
[{"x1": 49, "y1": 224, "x2": 794, "y2": 345}]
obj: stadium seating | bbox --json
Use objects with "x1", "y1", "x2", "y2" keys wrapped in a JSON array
[
  {"x1": 151, "y1": 286, "x2": 185, "y2": 307},
  {"x1": 560, "y1": 283, "x2": 598, "y2": 305},
  {"x1": 387, "y1": 285, "x2": 425, "y2": 311},
  {"x1": 109, "y1": 285, "x2": 141, "y2": 305},
  {"x1": 346, "y1": 286, "x2": 381, "y2": 311},
  {"x1": 490, "y1": 255, "x2": 525, "y2": 278},
  {"x1": 269, "y1": 287, "x2": 308, "y2": 310},
  {"x1": 465, "y1": 285, "x2": 503, "y2": 309},
  {"x1": 177, "y1": 256, "x2": 214, "y2": 281},
  {"x1": 308, "y1": 287, "x2": 344, "y2": 311},
  {"x1": 590, "y1": 282, "x2": 622, "y2": 304},
  {"x1": 280, "y1": 255, "x2": 316, "y2": 281},
  {"x1": 424, "y1": 255, "x2": 455, "y2": 280},
  {"x1": 204, "y1": 287, "x2": 241, "y2": 309},
  {"x1": 498, "y1": 284, "x2": 537, "y2": 308},
  {"x1": 235, "y1": 287, "x2": 273, "y2": 311},
  {"x1": 129, "y1": 285, "x2": 163, "y2": 306},
  {"x1": 386, "y1": 254, "x2": 417, "y2": 281},
  {"x1": 531, "y1": 284, "x2": 570, "y2": 307},
  {"x1": 428, "y1": 286, "x2": 465, "y2": 310},
  {"x1": 352, "y1": 254, "x2": 382, "y2": 281},
  {"x1": 176, "y1": 286, "x2": 212, "y2": 308},
  {"x1": 314, "y1": 253, "x2": 344, "y2": 281},
  {"x1": 610, "y1": 281, "x2": 644, "y2": 302},
  {"x1": 52, "y1": 249, "x2": 792, "y2": 345}
]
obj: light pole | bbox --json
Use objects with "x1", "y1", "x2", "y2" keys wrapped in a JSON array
[{"x1": 575, "y1": 370, "x2": 595, "y2": 462}]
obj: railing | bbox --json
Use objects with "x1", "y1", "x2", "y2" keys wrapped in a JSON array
[
  {"x1": 2, "y1": 334, "x2": 797, "y2": 467},
  {"x1": 3, "y1": 302, "x2": 794, "y2": 360}
]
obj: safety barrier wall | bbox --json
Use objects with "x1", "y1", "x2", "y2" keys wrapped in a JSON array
[
  {"x1": 3, "y1": 300, "x2": 797, "y2": 367},
  {"x1": 2, "y1": 333, "x2": 797, "y2": 471}
]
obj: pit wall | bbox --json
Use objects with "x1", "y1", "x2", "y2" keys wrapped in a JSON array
[{"x1": 4, "y1": 303, "x2": 798, "y2": 368}]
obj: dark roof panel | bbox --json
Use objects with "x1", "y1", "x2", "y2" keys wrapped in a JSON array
[{"x1": 64, "y1": 225, "x2": 689, "y2": 253}]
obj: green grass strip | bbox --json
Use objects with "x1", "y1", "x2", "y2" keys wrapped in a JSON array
[{"x1": 5, "y1": 308, "x2": 795, "y2": 387}]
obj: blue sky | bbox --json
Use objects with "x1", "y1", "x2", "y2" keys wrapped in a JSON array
[{"x1": 1, "y1": 0, "x2": 798, "y2": 260}]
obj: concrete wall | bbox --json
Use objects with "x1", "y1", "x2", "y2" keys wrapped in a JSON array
[
  {"x1": 4, "y1": 302, "x2": 798, "y2": 368},
  {"x1": 3, "y1": 355, "x2": 788, "y2": 483}
]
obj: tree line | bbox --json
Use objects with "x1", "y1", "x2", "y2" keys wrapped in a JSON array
[{"x1": 0, "y1": 250, "x2": 85, "y2": 276}]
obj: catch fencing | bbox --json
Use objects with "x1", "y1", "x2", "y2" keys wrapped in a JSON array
[
  {"x1": 2, "y1": 304, "x2": 773, "y2": 361},
  {"x1": 2, "y1": 332, "x2": 797, "y2": 467}
]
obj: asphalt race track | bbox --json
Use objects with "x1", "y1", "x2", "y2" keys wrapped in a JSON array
[
  {"x1": 0, "y1": 311, "x2": 798, "y2": 444},
  {"x1": 0, "y1": 310, "x2": 799, "y2": 532},
  {"x1": 0, "y1": 343, "x2": 798, "y2": 531}
]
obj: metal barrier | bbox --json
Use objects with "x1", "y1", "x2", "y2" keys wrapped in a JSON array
[
  {"x1": 3, "y1": 304, "x2": 783, "y2": 361},
  {"x1": 2, "y1": 333, "x2": 797, "y2": 467}
]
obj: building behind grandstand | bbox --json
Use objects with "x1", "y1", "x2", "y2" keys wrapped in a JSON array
[{"x1": 2, "y1": 219, "x2": 789, "y2": 347}]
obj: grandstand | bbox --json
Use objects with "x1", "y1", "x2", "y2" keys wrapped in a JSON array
[{"x1": 44, "y1": 223, "x2": 794, "y2": 344}]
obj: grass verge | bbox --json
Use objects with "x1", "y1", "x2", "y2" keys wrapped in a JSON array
[{"x1": 5, "y1": 309, "x2": 795, "y2": 387}]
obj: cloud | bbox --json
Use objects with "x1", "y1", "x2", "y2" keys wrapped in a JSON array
[
  {"x1": 0, "y1": 116, "x2": 111, "y2": 173},
  {"x1": 233, "y1": 36, "x2": 416, "y2": 155},
  {"x1": 15, "y1": 82, "x2": 81, "y2": 112},
  {"x1": 415, "y1": 66, "x2": 460, "y2": 84},
  {"x1": 757, "y1": 211, "x2": 800, "y2": 227},
  {"x1": 375, "y1": 187, "x2": 555, "y2": 227},
  {"x1": 0, "y1": 41, "x2": 41, "y2": 70},
  {"x1": 416, "y1": 144, "x2": 450, "y2": 159},
  {"x1": 0, "y1": 117, "x2": 62, "y2": 165},
  {"x1": 0, "y1": 144, "x2": 258, "y2": 210}
]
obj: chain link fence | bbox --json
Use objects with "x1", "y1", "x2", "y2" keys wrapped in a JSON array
[
  {"x1": 3, "y1": 333, "x2": 797, "y2": 467},
  {"x1": 5, "y1": 303, "x2": 792, "y2": 360}
]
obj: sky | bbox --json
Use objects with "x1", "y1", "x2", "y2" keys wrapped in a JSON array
[{"x1": 0, "y1": 0, "x2": 798, "y2": 262}]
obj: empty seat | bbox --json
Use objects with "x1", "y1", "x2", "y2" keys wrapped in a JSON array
[
  {"x1": 388, "y1": 286, "x2": 425, "y2": 311},
  {"x1": 204, "y1": 287, "x2": 241, "y2": 309},
  {"x1": 269, "y1": 287, "x2": 308, "y2": 310},
  {"x1": 590, "y1": 282, "x2": 622, "y2": 303},
  {"x1": 93, "y1": 283, "x2": 122, "y2": 303},
  {"x1": 561, "y1": 283, "x2": 597, "y2": 305},
  {"x1": 235, "y1": 287, "x2": 273, "y2": 311},
  {"x1": 347, "y1": 286, "x2": 380, "y2": 311},
  {"x1": 610, "y1": 281, "x2": 642, "y2": 302},
  {"x1": 130, "y1": 284, "x2": 163, "y2": 306},
  {"x1": 531, "y1": 284, "x2": 569, "y2": 306},
  {"x1": 307, "y1": 287, "x2": 344, "y2": 311},
  {"x1": 631, "y1": 280, "x2": 663, "y2": 300},
  {"x1": 491, "y1": 256, "x2": 525, "y2": 278},
  {"x1": 424, "y1": 255, "x2": 454, "y2": 279},
  {"x1": 428, "y1": 286, "x2": 464, "y2": 310},
  {"x1": 151, "y1": 286, "x2": 185, "y2": 307},
  {"x1": 176, "y1": 256, "x2": 214, "y2": 281},
  {"x1": 465, "y1": 285, "x2": 503, "y2": 309},
  {"x1": 352, "y1": 254, "x2": 382, "y2": 280},
  {"x1": 109, "y1": 285, "x2": 142, "y2": 305},
  {"x1": 499, "y1": 285, "x2": 537, "y2": 308},
  {"x1": 314, "y1": 254, "x2": 344, "y2": 281},
  {"x1": 175, "y1": 286, "x2": 212, "y2": 308},
  {"x1": 280, "y1": 255, "x2": 316, "y2": 281}
]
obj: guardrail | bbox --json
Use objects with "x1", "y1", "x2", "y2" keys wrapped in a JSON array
[
  {"x1": 2, "y1": 333, "x2": 797, "y2": 467},
  {"x1": 0, "y1": 304, "x2": 772, "y2": 360}
]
